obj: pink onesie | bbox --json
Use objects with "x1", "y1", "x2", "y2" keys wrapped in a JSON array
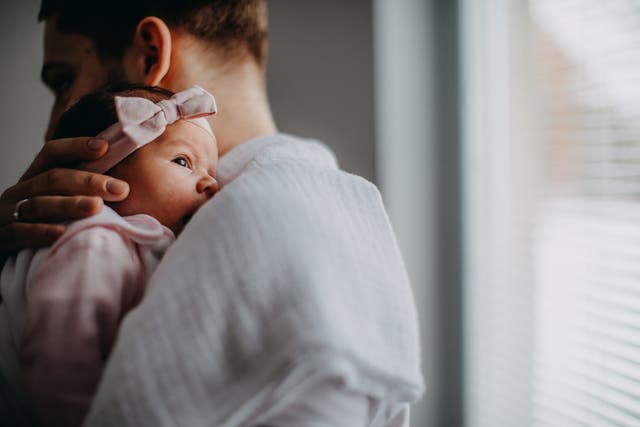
[{"x1": 0, "y1": 206, "x2": 174, "y2": 427}]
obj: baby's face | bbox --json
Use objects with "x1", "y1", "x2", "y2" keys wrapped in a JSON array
[{"x1": 108, "y1": 120, "x2": 219, "y2": 234}]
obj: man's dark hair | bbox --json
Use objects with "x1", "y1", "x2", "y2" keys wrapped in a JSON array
[
  {"x1": 52, "y1": 85, "x2": 174, "y2": 140},
  {"x1": 38, "y1": 0, "x2": 268, "y2": 65}
]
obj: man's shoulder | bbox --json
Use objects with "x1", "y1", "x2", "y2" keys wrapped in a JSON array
[
  {"x1": 190, "y1": 156, "x2": 388, "y2": 269},
  {"x1": 249, "y1": 135, "x2": 339, "y2": 168},
  {"x1": 216, "y1": 153, "x2": 382, "y2": 228},
  {"x1": 223, "y1": 135, "x2": 380, "y2": 207},
  {"x1": 217, "y1": 134, "x2": 341, "y2": 187},
  {"x1": 184, "y1": 133, "x2": 391, "y2": 260}
]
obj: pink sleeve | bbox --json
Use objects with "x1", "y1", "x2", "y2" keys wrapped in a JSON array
[{"x1": 19, "y1": 226, "x2": 145, "y2": 427}]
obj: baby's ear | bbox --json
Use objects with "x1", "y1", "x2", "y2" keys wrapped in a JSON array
[{"x1": 122, "y1": 17, "x2": 172, "y2": 86}]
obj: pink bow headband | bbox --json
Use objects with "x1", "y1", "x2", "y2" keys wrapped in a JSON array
[{"x1": 79, "y1": 85, "x2": 217, "y2": 174}]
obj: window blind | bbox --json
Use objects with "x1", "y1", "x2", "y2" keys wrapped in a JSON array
[
  {"x1": 531, "y1": 1, "x2": 640, "y2": 426},
  {"x1": 533, "y1": 199, "x2": 640, "y2": 426},
  {"x1": 463, "y1": 0, "x2": 640, "y2": 426}
]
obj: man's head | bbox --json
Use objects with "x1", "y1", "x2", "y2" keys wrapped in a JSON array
[{"x1": 40, "y1": 0, "x2": 268, "y2": 140}]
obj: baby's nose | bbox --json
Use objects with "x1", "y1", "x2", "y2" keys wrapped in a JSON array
[{"x1": 197, "y1": 175, "x2": 219, "y2": 198}]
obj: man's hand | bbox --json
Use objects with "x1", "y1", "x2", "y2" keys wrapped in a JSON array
[{"x1": 0, "y1": 137, "x2": 130, "y2": 259}]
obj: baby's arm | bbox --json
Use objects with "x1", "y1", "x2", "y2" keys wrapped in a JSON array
[{"x1": 19, "y1": 226, "x2": 144, "y2": 427}]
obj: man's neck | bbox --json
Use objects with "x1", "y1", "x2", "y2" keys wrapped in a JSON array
[
  {"x1": 166, "y1": 43, "x2": 278, "y2": 156},
  {"x1": 203, "y1": 65, "x2": 278, "y2": 156}
]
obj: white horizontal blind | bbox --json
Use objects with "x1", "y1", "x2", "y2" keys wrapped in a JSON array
[
  {"x1": 533, "y1": 199, "x2": 640, "y2": 426},
  {"x1": 463, "y1": 0, "x2": 640, "y2": 426},
  {"x1": 531, "y1": 1, "x2": 640, "y2": 426},
  {"x1": 532, "y1": 0, "x2": 640, "y2": 199}
]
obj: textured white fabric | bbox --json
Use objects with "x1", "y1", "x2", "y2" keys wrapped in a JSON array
[
  {"x1": 254, "y1": 379, "x2": 410, "y2": 427},
  {"x1": 255, "y1": 379, "x2": 368, "y2": 427},
  {"x1": 83, "y1": 134, "x2": 425, "y2": 426}
]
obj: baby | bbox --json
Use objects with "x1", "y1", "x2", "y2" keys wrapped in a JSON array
[{"x1": 0, "y1": 85, "x2": 218, "y2": 426}]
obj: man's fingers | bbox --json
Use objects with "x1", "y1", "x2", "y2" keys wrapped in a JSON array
[
  {"x1": 0, "y1": 222, "x2": 66, "y2": 254},
  {"x1": 3, "y1": 169, "x2": 129, "y2": 203},
  {"x1": 0, "y1": 137, "x2": 112, "y2": 258},
  {"x1": 13, "y1": 196, "x2": 104, "y2": 223},
  {"x1": 21, "y1": 137, "x2": 109, "y2": 181}
]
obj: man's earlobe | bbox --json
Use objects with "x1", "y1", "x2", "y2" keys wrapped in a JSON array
[{"x1": 133, "y1": 17, "x2": 172, "y2": 86}]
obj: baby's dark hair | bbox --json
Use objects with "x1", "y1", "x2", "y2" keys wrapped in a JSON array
[{"x1": 52, "y1": 84, "x2": 175, "y2": 140}]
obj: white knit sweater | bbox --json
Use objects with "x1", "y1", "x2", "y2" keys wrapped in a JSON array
[{"x1": 83, "y1": 134, "x2": 424, "y2": 426}]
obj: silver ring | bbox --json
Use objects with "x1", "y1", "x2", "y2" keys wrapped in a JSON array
[{"x1": 12, "y1": 198, "x2": 29, "y2": 222}]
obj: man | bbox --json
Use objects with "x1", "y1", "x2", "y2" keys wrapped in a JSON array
[{"x1": 1, "y1": 1, "x2": 424, "y2": 425}]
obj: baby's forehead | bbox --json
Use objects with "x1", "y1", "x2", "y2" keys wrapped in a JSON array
[{"x1": 157, "y1": 120, "x2": 218, "y2": 157}]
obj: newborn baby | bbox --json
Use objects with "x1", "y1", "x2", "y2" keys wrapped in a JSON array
[{"x1": 0, "y1": 85, "x2": 218, "y2": 427}]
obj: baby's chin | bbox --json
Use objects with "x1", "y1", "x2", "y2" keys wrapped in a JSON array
[
  {"x1": 107, "y1": 201, "x2": 192, "y2": 236},
  {"x1": 170, "y1": 213, "x2": 195, "y2": 236}
]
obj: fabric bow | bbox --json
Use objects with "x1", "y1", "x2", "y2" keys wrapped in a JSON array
[{"x1": 79, "y1": 85, "x2": 217, "y2": 174}]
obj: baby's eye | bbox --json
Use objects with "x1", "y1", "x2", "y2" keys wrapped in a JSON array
[{"x1": 172, "y1": 157, "x2": 189, "y2": 168}]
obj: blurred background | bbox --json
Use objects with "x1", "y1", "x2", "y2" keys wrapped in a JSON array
[{"x1": 3, "y1": 1, "x2": 640, "y2": 426}]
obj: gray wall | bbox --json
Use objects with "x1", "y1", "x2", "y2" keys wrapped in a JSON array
[
  {"x1": 268, "y1": 0, "x2": 375, "y2": 182},
  {"x1": 0, "y1": 1, "x2": 51, "y2": 191},
  {"x1": 0, "y1": 1, "x2": 376, "y2": 189}
]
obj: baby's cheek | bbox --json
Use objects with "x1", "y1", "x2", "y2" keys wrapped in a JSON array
[
  {"x1": 106, "y1": 179, "x2": 152, "y2": 218},
  {"x1": 154, "y1": 193, "x2": 189, "y2": 230},
  {"x1": 105, "y1": 196, "x2": 139, "y2": 218}
]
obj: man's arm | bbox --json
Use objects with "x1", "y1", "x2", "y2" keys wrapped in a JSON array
[
  {"x1": 19, "y1": 227, "x2": 144, "y2": 427},
  {"x1": 0, "y1": 137, "x2": 129, "y2": 259}
]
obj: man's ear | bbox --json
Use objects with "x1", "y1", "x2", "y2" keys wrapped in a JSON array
[{"x1": 126, "y1": 17, "x2": 172, "y2": 86}]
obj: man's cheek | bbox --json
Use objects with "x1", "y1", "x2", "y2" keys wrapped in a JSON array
[{"x1": 45, "y1": 103, "x2": 65, "y2": 141}]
